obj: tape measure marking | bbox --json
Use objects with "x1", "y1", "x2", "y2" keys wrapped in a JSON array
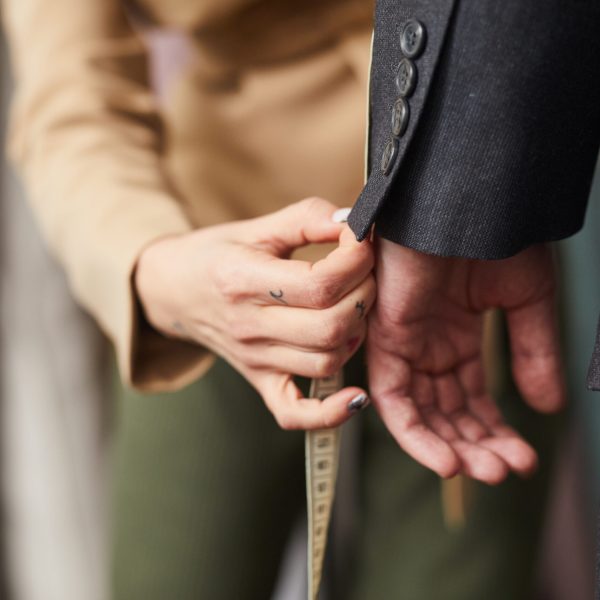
[{"x1": 306, "y1": 372, "x2": 343, "y2": 600}]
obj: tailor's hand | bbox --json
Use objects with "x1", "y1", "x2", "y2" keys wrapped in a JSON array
[
  {"x1": 135, "y1": 198, "x2": 375, "y2": 429},
  {"x1": 367, "y1": 239, "x2": 564, "y2": 484}
]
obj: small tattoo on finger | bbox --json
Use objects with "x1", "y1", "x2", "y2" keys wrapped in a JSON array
[
  {"x1": 172, "y1": 321, "x2": 187, "y2": 335},
  {"x1": 269, "y1": 289, "x2": 288, "y2": 305},
  {"x1": 355, "y1": 300, "x2": 366, "y2": 319}
]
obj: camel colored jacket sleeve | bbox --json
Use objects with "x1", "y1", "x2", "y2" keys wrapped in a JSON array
[{"x1": 2, "y1": 0, "x2": 214, "y2": 391}]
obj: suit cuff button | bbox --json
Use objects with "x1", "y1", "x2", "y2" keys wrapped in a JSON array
[
  {"x1": 391, "y1": 97, "x2": 409, "y2": 137},
  {"x1": 395, "y1": 57, "x2": 417, "y2": 97},
  {"x1": 400, "y1": 19, "x2": 427, "y2": 58},
  {"x1": 380, "y1": 138, "x2": 398, "y2": 175}
]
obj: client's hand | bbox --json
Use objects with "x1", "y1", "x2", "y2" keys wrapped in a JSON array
[
  {"x1": 135, "y1": 198, "x2": 375, "y2": 430},
  {"x1": 368, "y1": 239, "x2": 564, "y2": 484}
]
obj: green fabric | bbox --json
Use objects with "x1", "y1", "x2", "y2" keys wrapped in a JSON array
[
  {"x1": 111, "y1": 359, "x2": 305, "y2": 599},
  {"x1": 111, "y1": 340, "x2": 562, "y2": 600}
]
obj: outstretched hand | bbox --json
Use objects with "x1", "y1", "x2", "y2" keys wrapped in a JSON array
[{"x1": 367, "y1": 239, "x2": 564, "y2": 484}]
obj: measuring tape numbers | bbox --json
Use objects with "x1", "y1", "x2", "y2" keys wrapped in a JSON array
[{"x1": 305, "y1": 372, "x2": 344, "y2": 600}]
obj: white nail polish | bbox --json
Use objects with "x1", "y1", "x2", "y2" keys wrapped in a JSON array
[{"x1": 332, "y1": 208, "x2": 351, "y2": 223}]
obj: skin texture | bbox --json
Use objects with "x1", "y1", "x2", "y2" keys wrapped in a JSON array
[
  {"x1": 368, "y1": 238, "x2": 564, "y2": 485},
  {"x1": 135, "y1": 197, "x2": 376, "y2": 430}
]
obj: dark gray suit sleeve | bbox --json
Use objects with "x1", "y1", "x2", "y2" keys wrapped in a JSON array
[
  {"x1": 349, "y1": 0, "x2": 600, "y2": 257},
  {"x1": 348, "y1": 0, "x2": 600, "y2": 389}
]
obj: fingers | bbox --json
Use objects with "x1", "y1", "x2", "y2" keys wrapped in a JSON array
[
  {"x1": 424, "y1": 403, "x2": 536, "y2": 483},
  {"x1": 252, "y1": 372, "x2": 370, "y2": 430},
  {"x1": 248, "y1": 197, "x2": 351, "y2": 254},
  {"x1": 464, "y1": 390, "x2": 538, "y2": 476},
  {"x1": 240, "y1": 325, "x2": 365, "y2": 376},
  {"x1": 228, "y1": 284, "x2": 371, "y2": 378},
  {"x1": 506, "y1": 293, "x2": 566, "y2": 414},
  {"x1": 478, "y1": 434, "x2": 538, "y2": 477},
  {"x1": 451, "y1": 441, "x2": 509, "y2": 484},
  {"x1": 377, "y1": 393, "x2": 462, "y2": 478},
  {"x1": 421, "y1": 408, "x2": 507, "y2": 484},
  {"x1": 404, "y1": 398, "x2": 537, "y2": 484},
  {"x1": 368, "y1": 330, "x2": 538, "y2": 483},
  {"x1": 247, "y1": 275, "x2": 375, "y2": 350},
  {"x1": 244, "y1": 227, "x2": 373, "y2": 310},
  {"x1": 368, "y1": 351, "x2": 461, "y2": 477}
]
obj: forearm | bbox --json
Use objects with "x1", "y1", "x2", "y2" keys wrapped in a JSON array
[{"x1": 2, "y1": 0, "x2": 212, "y2": 390}]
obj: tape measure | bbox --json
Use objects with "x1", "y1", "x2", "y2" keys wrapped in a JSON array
[
  {"x1": 305, "y1": 372, "x2": 343, "y2": 600},
  {"x1": 304, "y1": 371, "x2": 469, "y2": 600}
]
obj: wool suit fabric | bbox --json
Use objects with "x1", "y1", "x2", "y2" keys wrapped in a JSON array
[{"x1": 349, "y1": 0, "x2": 600, "y2": 388}]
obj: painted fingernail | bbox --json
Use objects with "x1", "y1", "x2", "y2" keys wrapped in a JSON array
[
  {"x1": 347, "y1": 393, "x2": 370, "y2": 412},
  {"x1": 332, "y1": 208, "x2": 351, "y2": 223}
]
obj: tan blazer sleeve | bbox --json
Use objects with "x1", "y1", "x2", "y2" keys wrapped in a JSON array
[{"x1": 2, "y1": 0, "x2": 215, "y2": 391}]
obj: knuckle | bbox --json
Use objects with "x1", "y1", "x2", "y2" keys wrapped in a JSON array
[
  {"x1": 234, "y1": 344, "x2": 262, "y2": 369},
  {"x1": 314, "y1": 352, "x2": 342, "y2": 379},
  {"x1": 308, "y1": 276, "x2": 339, "y2": 309},
  {"x1": 230, "y1": 320, "x2": 257, "y2": 343},
  {"x1": 321, "y1": 411, "x2": 339, "y2": 430},
  {"x1": 222, "y1": 312, "x2": 243, "y2": 336},
  {"x1": 275, "y1": 410, "x2": 299, "y2": 431},
  {"x1": 299, "y1": 196, "x2": 326, "y2": 214},
  {"x1": 286, "y1": 197, "x2": 321, "y2": 223},
  {"x1": 213, "y1": 262, "x2": 246, "y2": 303},
  {"x1": 318, "y1": 317, "x2": 347, "y2": 349}
]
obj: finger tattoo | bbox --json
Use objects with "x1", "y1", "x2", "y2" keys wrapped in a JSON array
[
  {"x1": 355, "y1": 300, "x2": 366, "y2": 319},
  {"x1": 269, "y1": 289, "x2": 288, "y2": 305},
  {"x1": 172, "y1": 321, "x2": 187, "y2": 335}
]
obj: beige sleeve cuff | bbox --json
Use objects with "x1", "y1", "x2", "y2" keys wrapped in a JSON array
[{"x1": 69, "y1": 191, "x2": 216, "y2": 393}]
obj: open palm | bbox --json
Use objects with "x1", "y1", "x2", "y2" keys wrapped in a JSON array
[{"x1": 367, "y1": 239, "x2": 565, "y2": 484}]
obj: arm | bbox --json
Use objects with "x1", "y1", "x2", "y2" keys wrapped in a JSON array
[
  {"x1": 350, "y1": 0, "x2": 600, "y2": 254},
  {"x1": 351, "y1": 0, "x2": 600, "y2": 481},
  {"x1": 3, "y1": 0, "x2": 200, "y2": 390},
  {"x1": 3, "y1": 0, "x2": 376, "y2": 427}
]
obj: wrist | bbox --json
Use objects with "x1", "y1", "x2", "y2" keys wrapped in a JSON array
[{"x1": 134, "y1": 234, "x2": 188, "y2": 340}]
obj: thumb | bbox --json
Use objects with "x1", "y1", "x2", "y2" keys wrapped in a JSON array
[
  {"x1": 252, "y1": 197, "x2": 350, "y2": 255},
  {"x1": 252, "y1": 371, "x2": 370, "y2": 430}
]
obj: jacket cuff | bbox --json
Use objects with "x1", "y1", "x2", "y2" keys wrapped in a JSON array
[
  {"x1": 63, "y1": 189, "x2": 215, "y2": 393},
  {"x1": 127, "y1": 298, "x2": 215, "y2": 393}
]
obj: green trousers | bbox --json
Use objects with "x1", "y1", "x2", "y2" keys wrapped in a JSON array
[{"x1": 111, "y1": 348, "x2": 562, "y2": 600}]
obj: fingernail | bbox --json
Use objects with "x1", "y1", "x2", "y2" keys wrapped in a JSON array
[
  {"x1": 347, "y1": 393, "x2": 370, "y2": 412},
  {"x1": 332, "y1": 208, "x2": 351, "y2": 223}
]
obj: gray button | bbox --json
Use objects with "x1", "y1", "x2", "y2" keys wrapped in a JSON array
[
  {"x1": 391, "y1": 97, "x2": 409, "y2": 137},
  {"x1": 380, "y1": 138, "x2": 398, "y2": 175},
  {"x1": 395, "y1": 58, "x2": 417, "y2": 97},
  {"x1": 400, "y1": 19, "x2": 426, "y2": 58}
]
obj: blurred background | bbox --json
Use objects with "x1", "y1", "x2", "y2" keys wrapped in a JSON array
[{"x1": 1, "y1": 24, "x2": 600, "y2": 600}]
